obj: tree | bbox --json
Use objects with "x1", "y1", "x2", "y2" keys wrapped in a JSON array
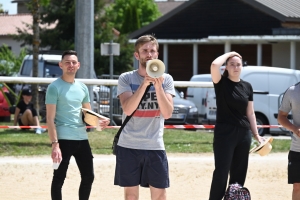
[
  {"x1": 39, "y1": 0, "x2": 135, "y2": 76},
  {"x1": 0, "y1": 46, "x2": 27, "y2": 107},
  {"x1": 94, "y1": 6, "x2": 135, "y2": 76},
  {"x1": 94, "y1": 0, "x2": 161, "y2": 75},
  {"x1": 13, "y1": 0, "x2": 161, "y2": 77},
  {"x1": 0, "y1": 3, "x2": 4, "y2": 13},
  {"x1": 105, "y1": 0, "x2": 161, "y2": 34},
  {"x1": 14, "y1": 0, "x2": 50, "y2": 116},
  {"x1": 39, "y1": 0, "x2": 76, "y2": 50},
  {"x1": 0, "y1": 45, "x2": 26, "y2": 76},
  {"x1": 96, "y1": 0, "x2": 161, "y2": 75}
]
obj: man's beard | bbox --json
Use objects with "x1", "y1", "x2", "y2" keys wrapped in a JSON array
[{"x1": 140, "y1": 59, "x2": 147, "y2": 68}]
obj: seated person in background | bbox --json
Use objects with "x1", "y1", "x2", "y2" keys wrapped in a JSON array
[{"x1": 13, "y1": 89, "x2": 46, "y2": 134}]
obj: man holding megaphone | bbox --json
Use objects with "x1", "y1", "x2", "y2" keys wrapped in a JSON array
[{"x1": 114, "y1": 35, "x2": 176, "y2": 200}]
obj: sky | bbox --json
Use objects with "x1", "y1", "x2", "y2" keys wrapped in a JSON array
[{"x1": 0, "y1": 0, "x2": 17, "y2": 15}]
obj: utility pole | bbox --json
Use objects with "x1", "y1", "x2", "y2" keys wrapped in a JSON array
[
  {"x1": 75, "y1": 0, "x2": 94, "y2": 110},
  {"x1": 31, "y1": 0, "x2": 40, "y2": 116},
  {"x1": 109, "y1": 40, "x2": 113, "y2": 123}
]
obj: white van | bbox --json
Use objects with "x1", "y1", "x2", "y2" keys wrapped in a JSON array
[
  {"x1": 203, "y1": 66, "x2": 299, "y2": 136},
  {"x1": 186, "y1": 74, "x2": 212, "y2": 122},
  {"x1": 17, "y1": 54, "x2": 62, "y2": 78}
]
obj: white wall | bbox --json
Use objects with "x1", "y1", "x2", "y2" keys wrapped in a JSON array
[
  {"x1": 272, "y1": 42, "x2": 300, "y2": 70},
  {"x1": 0, "y1": 36, "x2": 23, "y2": 55}
]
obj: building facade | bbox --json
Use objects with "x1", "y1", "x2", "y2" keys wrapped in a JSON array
[{"x1": 129, "y1": 0, "x2": 300, "y2": 82}]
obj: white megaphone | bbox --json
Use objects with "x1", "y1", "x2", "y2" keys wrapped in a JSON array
[{"x1": 146, "y1": 59, "x2": 165, "y2": 78}]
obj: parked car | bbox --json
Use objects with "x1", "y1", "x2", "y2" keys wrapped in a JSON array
[
  {"x1": 93, "y1": 85, "x2": 111, "y2": 112},
  {"x1": 17, "y1": 54, "x2": 62, "y2": 78},
  {"x1": 186, "y1": 74, "x2": 212, "y2": 123},
  {"x1": 203, "y1": 66, "x2": 300, "y2": 136},
  {"x1": 0, "y1": 86, "x2": 11, "y2": 122},
  {"x1": 165, "y1": 89, "x2": 199, "y2": 126},
  {"x1": 94, "y1": 86, "x2": 123, "y2": 125}
]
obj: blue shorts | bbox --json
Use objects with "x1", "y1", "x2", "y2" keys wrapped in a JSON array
[
  {"x1": 288, "y1": 150, "x2": 300, "y2": 184},
  {"x1": 114, "y1": 146, "x2": 170, "y2": 188}
]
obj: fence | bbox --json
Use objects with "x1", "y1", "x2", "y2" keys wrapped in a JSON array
[
  {"x1": 95, "y1": 75, "x2": 122, "y2": 125},
  {"x1": 0, "y1": 76, "x2": 213, "y2": 125}
]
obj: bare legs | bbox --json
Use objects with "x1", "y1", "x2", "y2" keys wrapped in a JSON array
[
  {"x1": 20, "y1": 109, "x2": 40, "y2": 126},
  {"x1": 293, "y1": 183, "x2": 300, "y2": 200},
  {"x1": 124, "y1": 186, "x2": 166, "y2": 200}
]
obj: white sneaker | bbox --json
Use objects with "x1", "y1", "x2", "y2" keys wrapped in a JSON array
[
  {"x1": 35, "y1": 128, "x2": 42, "y2": 134},
  {"x1": 35, "y1": 128, "x2": 46, "y2": 134}
]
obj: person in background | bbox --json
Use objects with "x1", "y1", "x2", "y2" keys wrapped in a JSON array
[
  {"x1": 209, "y1": 51, "x2": 263, "y2": 200},
  {"x1": 278, "y1": 84, "x2": 300, "y2": 200},
  {"x1": 114, "y1": 35, "x2": 175, "y2": 200},
  {"x1": 13, "y1": 88, "x2": 46, "y2": 134},
  {"x1": 46, "y1": 50, "x2": 110, "y2": 200}
]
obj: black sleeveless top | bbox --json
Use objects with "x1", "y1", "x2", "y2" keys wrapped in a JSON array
[{"x1": 214, "y1": 76, "x2": 253, "y2": 128}]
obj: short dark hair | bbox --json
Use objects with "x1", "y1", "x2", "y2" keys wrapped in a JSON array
[
  {"x1": 134, "y1": 35, "x2": 159, "y2": 52},
  {"x1": 61, "y1": 50, "x2": 77, "y2": 60}
]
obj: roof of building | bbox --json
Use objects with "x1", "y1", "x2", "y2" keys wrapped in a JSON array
[
  {"x1": 0, "y1": 14, "x2": 56, "y2": 36},
  {"x1": 129, "y1": 0, "x2": 300, "y2": 39},
  {"x1": 242, "y1": 0, "x2": 300, "y2": 21},
  {"x1": 156, "y1": 1, "x2": 185, "y2": 15},
  {"x1": 0, "y1": 14, "x2": 31, "y2": 35}
]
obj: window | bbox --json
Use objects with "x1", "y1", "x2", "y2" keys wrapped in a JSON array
[
  {"x1": 44, "y1": 61, "x2": 61, "y2": 78},
  {"x1": 20, "y1": 60, "x2": 32, "y2": 76},
  {"x1": 20, "y1": 60, "x2": 61, "y2": 77}
]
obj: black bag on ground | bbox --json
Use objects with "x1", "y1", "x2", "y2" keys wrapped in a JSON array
[{"x1": 223, "y1": 183, "x2": 251, "y2": 200}]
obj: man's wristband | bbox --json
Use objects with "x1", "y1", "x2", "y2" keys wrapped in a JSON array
[{"x1": 51, "y1": 140, "x2": 58, "y2": 145}]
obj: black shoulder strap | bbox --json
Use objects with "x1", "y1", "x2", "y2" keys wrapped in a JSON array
[{"x1": 115, "y1": 84, "x2": 152, "y2": 138}]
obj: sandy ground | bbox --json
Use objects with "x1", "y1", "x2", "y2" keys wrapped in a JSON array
[{"x1": 0, "y1": 152, "x2": 292, "y2": 200}]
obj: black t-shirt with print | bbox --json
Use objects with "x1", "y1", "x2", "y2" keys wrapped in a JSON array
[{"x1": 214, "y1": 76, "x2": 253, "y2": 128}]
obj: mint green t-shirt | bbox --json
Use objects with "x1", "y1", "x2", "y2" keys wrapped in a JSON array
[{"x1": 45, "y1": 78, "x2": 90, "y2": 140}]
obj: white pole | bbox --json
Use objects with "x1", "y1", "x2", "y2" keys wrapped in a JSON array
[
  {"x1": 163, "y1": 44, "x2": 168, "y2": 73},
  {"x1": 193, "y1": 44, "x2": 198, "y2": 75},
  {"x1": 224, "y1": 41, "x2": 231, "y2": 53},
  {"x1": 257, "y1": 43, "x2": 262, "y2": 66},
  {"x1": 290, "y1": 41, "x2": 296, "y2": 69},
  {"x1": 0, "y1": 77, "x2": 213, "y2": 88}
]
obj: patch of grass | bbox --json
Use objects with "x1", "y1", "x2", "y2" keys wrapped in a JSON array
[
  {"x1": 0, "y1": 129, "x2": 50, "y2": 156},
  {"x1": 0, "y1": 122, "x2": 291, "y2": 156},
  {"x1": 271, "y1": 139, "x2": 291, "y2": 152},
  {"x1": 164, "y1": 130, "x2": 214, "y2": 153}
]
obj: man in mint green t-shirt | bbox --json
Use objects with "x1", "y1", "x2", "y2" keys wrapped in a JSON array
[{"x1": 45, "y1": 50, "x2": 109, "y2": 200}]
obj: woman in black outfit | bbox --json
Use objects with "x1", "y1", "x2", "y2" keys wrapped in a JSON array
[
  {"x1": 208, "y1": 52, "x2": 263, "y2": 200},
  {"x1": 13, "y1": 89, "x2": 46, "y2": 134}
]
